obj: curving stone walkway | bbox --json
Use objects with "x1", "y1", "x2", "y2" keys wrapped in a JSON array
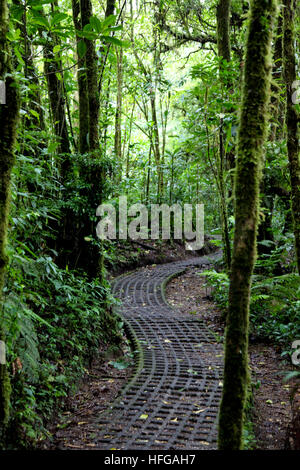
[{"x1": 96, "y1": 253, "x2": 223, "y2": 450}]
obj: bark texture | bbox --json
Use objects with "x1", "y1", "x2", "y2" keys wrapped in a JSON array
[
  {"x1": 80, "y1": 0, "x2": 100, "y2": 152},
  {"x1": 216, "y1": 0, "x2": 231, "y2": 63},
  {"x1": 72, "y1": 0, "x2": 89, "y2": 154},
  {"x1": 0, "y1": 0, "x2": 20, "y2": 443},
  {"x1": 218, "y1": 0, "x2": 278, "y2": 450},
  {"x1": 283, "y1": 0, "x2": 300, "y2": 274}
]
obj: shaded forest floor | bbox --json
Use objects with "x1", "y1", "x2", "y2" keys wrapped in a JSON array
[
  {"x1": 166, "y1": 267, "x2": 293, "y2": 450},
  {"x1": 41, "y1": 242, "x2": 294, "y2": 450},
  {"x1": 105, "y1": 236, "x2": 218, "y2": 277}
]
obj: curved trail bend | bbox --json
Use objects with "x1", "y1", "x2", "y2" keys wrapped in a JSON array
[{"x1": 97, "y1": 252, "x2": 223, "y2": 450}]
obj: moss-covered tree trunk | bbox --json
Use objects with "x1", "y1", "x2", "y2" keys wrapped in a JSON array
[
  {"x1": 216, "y1": 0, "x2": 232, "y2": 271},
  {"x1": 80, "y1": 0, "x2": 100, "y2": 153},
  {"x1": 114, "y1": 46, "x2": 123, "y2": 183},
  {"x1": 218, "y1": 0, "x2": 278, "y2": 450},
  {"x1": 41, "y1": 6, "x2": 74, "y2": 269},
  {"x1": 13, "y1": 0, "x2": 45, "y2": 134},
  {"x1": 269, "y1": 13, "x2": 283, "y2": 142},
  {"x1": 72, "y1": 0, "x2": 89, "y2": 155},
  {"x1": 76, "y1": 0, "x2": 104, "y2": 278},
  {"x1": 98, "y1": 0, "x2": 116, "y2": 102},
  {"x1": 0, "y1": 0, "x2": 20, "y2": 444},
  {"x1": 216, "y1": 0, "x2": 231, "y2": 63},
  {"x1": 218, "y1": 117, "x2": 232, "y2": 271},
  {"x1": 43, "y1": 28, "x2": 71, "y2": 177},
  {"x1": 283, "y1": 0, "x2": 300, "y2": 274}
]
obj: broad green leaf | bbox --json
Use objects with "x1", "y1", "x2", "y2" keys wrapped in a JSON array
[
  {"x1": 101, "y1": 14, "x2": 116, "y2": 30},
  {"x1": 77, "y1": 29, "x2": 98, "y2": 40},
  {"x1": 31, "y1": 16, "x2": 50, "y2": 29},
  {"x1": 53, "y1": 44, "x2": 61, "y2": 54},
  {"x1": 108, "y1": 25, "x2": 123, "y2": 32},
  {"x1": 77, "y1": 40, "x2": 87, "y2": 58},
  {"x1": 100, "y1": 36, "x2": 129, "y2": 48},
  {"x1": 51, "y1": 13, "x2": 68, "y2": 27},
  {"x1": 90, "y1": 16, "x2": 103, "y2": 34}
]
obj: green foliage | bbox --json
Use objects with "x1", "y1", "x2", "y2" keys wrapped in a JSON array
[
  {"x1": 2, "y1": 242, "x2": 122, "y2": 446},
  {"x1": 199, "y1": 269, "x2": 229, "y2": 309},
  {"x1": 1, "y1": 0, "x2": 299, "y2": 451},
  {"x1": 0, "y1": 117, "x2": 123, "y2": 447},
  {"x1": 202, "y1": 268, "x2": 300, "y2": 350},
  {"x1": 250, "y1": 273, "x2": 300, "y2": 347}
]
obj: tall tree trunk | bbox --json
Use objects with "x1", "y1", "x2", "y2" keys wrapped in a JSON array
[
  {"x1": 42, "y1": 6, "x2": 74, "y2": 267},
  {"x1": 218, "y1": 0, "x2": 278, "y2": 450},
  {"x1": 98, "y1": 0, "x2": 116, "y2": 98},
  {"x1": 216, "y1": 0, "x2": 232, "y2": 270},
  {"x1": 80, "y1": 0, "x2": 100, "y2": 153},
  {"x1": 125, "y1": 99, "x2": 136, "y2": 178},
  {"x1": 150, "y1": 91, "x2": 162, "y2": 201},
  {"x1": 269, "y1": 13, "x2": 283, "y2": 142},
  {"x1": 218, "y1": 118, "x2": 231, "y2": 270},
  {"x1": 283, "y1": 0, "x2": 300, "y2": 274},
  {"x1": 78, "y1": 0, "x2": 104, "y2": 278},
  {"x1": 216, "y1": 0, "x2": 231, "y2": 63},
  {"x1": 43, "y1": 32, "x2": 71, "y2": 172},
  {"x1": 72, "y1": 0, "x2": 89, "y2": 154},
  {"x1": 14, "y1": 0, "x2": 45, "y2": 133},
  {"x1": 114, "y1": 46, "x2": 123, "y2": 184},
  {"x1": 0, "y1": 0, "x2": 20, "y2": 444},
  {"x1": 257, "y1": 15, "x2": 283, "y2": 256}
]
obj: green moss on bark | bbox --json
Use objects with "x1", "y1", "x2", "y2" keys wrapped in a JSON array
[
  {"x1": 218, "y1": 0, "x2": 278, "y2": 450},
  {"x1": 0, "y1": 0, "x2": 20, "y2": 443},
  {"x1": 72, "y1": 0, "x2": 90, "y2": 155},
  {"x1": 80, "y1": 0, "x2": 100, "y2": 152},
  {"x1": 283, "y1": 0, "x2": 300, "y2": 274},
  {"x1": 216, "y1": 0, "x2": 231, "y2": 63}
]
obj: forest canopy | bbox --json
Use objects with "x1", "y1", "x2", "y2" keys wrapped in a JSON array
[{"x1": 0, "y1": 0, "x2": 299, "y2": 452}]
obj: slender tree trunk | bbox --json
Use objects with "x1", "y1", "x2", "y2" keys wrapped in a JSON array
[
  {"x1": 41, "y1": 5, "x2": 74, "y2": 267},
  {"x1": 125, "y1": 99, "x2": 136, "y2": 178},
  {"x1": 43, "y1": 27, "x2": 71, "y2": 176},
  {"x1": 98, "y1": 0, "x2": 116, "y2": 98},
  {"x1": 13, "y1": 0, "x2": 45, "y2": 133},
  {"x1": 78, "y1": 0, "x2": 104, "y2": 278},
  {"x1": 150, "y1": 92, "x2": 162, "y2": 200},
  {"x1": 218, "y1": 117, "x2": 231, "y2": 270},
  {"x1": 218, "y1": 0, "x2": 278, "y2": 450},
  {"x1": 114, "y1": 46, "x2": 123, "y2": 183},
  {"x1": 101, "y1": 68, "x2": 112, "y2": 156},
  {"x1": 270, "y1": 13, "x2": 283, "y2": 141},
  {"x1": 80, "y1": 0, "x2": 100, "y2": 153},
  {"x1": 216, "y1": 0, "x2": 231, "y2": 63},
  {"x1": 0, "y1": 0, "x2": 20, "y2": 444},
  {"x1": 72, "y1": 0, "x2": 89, "y2": 154},
  {"x1": 257, "y1": 15, "x2": 283, "y2": 255},
  {"x1": 216, "y1": 0, "x2": 232, "y2": 270},
  {"x1": 283, "y1": 0, "x2": 300, "y2": 274},
  {"x1": 146, "y1": 146, "x2": 152, "y2": 205}
]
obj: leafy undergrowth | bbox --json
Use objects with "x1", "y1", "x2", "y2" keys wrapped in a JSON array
[
  {"x1": 2, "y1": 247, "x2": 126, "y2": 449},
  {"x1": 105, "y1": 236, "x2": 217, "y2": 277},
  {"x1": 201, "y1": 266, "x2": 300, "y2": 358},
  {"x1": 166, "y1": 266, "x2": 294, "y2": 450},
  {"x1": 201, "y1": 254, "x2": 300, "y2": 449}
]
